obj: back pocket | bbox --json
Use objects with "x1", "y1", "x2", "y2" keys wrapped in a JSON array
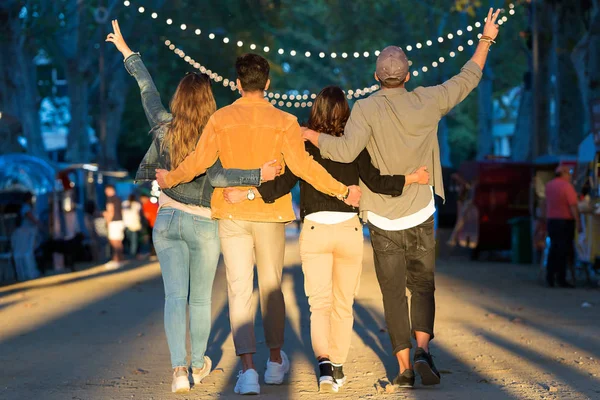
[{"x1": 192, "y1": 215, "x2": 217, "y2": 240}]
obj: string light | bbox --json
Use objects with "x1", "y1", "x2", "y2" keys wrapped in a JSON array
[
  {"x1": 161, "y1": 30, "x2": 511, "y2": 108},
  {"x1": 195, "y1": 29, "x2": 201, "y2": 35},
  {"x1": 126, "y1": 0, "x2": 517, "y2": 60},
  {"x1": 155, "y1": 4, "x2": 519, "y2": 108},
  {"x1": 151, "y1": 12, "x2": 157, "y2": 19},
  {"x1": 163, "y1": 37, "x2": 382, "y2": 106}
]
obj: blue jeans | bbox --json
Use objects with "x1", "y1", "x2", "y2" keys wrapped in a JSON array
[
  {"x1": 125, "y1": 229, "x2": 140, "y2": 257},
  {"x1": 153, "y1": 208, "x2": 220, "y2": 369}
]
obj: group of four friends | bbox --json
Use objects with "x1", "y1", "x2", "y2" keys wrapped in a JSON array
[{"x1": 105, "y1": 8, "x2": 502, "y2": 395}]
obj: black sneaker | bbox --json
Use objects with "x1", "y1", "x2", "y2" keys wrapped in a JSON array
[
  {"x1": 392, "y1": 369, "x2": 415, "y2": 388},
  {"x1": 318, "y1": 359, "x2": 339, "y2": 393},
  {"x1": 332, "y1": 363, "x2": 346, "y2": 388},
  {"x1": 413, "y1": 347, "x2": 441, "y2": 386}
]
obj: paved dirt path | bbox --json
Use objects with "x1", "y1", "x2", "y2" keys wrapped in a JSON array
[{"x1": 1, "y1": 236, "x2": 599, "y2": 400}]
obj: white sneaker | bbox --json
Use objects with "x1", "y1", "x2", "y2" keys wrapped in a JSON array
[
  {"x1": 104, "y1": 260, "x2": 121, "y2": 270},
  {"x1": 192, "y1": 356, "x2": 212, "y2": 386},
  {"x1": 234, "y1": 369, "x2": 260, "y2": 395},
  {"x1": 264, "y1": 350, "x2": 290, "y2": 385},
  {"x1": 171, "y1": 367, "x2": 190, "y2": 393}
]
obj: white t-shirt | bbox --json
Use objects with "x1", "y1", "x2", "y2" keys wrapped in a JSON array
[
  {"x1": 158, "y1": 193, "x2": 212, "y2": 219},
  {"x1": 304, "y1": 211, "x2": 356, "y2": 225},
  {"x1": 122, "y1": 200, "x2": 143, "y2": 231},
  {"x1": 367, "y1": 187, "x2": 436, "y2": 231}
]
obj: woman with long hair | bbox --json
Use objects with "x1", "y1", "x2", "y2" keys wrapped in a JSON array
[
  {"x1": 223, "y1": 86, "x2": 429, "y2": 392},
  {"x1": 106, "y1": 21, "x2": 280, "y2": 393}
]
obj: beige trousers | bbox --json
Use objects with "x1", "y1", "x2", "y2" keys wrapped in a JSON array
[
  {"x1": 218, "y1": 219, "x2": 286, "y2": 355},
  {"x1": 299, "y1": 216, "x2": 364, "y2": 364}
]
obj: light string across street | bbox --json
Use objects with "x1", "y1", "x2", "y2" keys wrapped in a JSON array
[
  {"x1": 129, "y1": 1, "x2": 517, "y2": 108},
  {"x1": 124, "y1": 0, "x2": 514, "y2": 60}
]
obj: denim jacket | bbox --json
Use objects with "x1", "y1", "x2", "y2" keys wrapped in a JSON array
[{"x1": 125, "y1": 53, "x2": 260, "y2": 207}]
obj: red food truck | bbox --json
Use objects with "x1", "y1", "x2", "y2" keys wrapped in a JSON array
[{"x1": 453, "y1": 159, "x2": 533, "y2": 260}]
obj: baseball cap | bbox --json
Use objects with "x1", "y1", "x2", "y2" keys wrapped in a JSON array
[{"x1": 376, "y1": 46, "x2": 409, "y2": 82}]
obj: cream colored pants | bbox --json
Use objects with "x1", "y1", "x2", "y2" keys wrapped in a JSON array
[
  {"x1": 299, "y1": 216, "x2": 363, "y2": 364},
  {"x1": 218, "y1": 219, "x2": 286, "y2": 355}
]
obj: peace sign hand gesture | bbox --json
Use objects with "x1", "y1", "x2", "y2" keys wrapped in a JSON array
[
  {"x1": 482, "y1": 8, "x2": 502, "y2": 41},
  {"x1": 105, "y1": 20, "x2": 134, "y2": 59}
]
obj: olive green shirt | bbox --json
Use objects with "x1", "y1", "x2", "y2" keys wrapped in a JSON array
[{"x1": 319, "y1": 60, "x2": 483, "y2": 220}]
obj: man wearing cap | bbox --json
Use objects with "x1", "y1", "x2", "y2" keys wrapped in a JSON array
[
  {"x1": 304, "y1": 8, "x2": 502, "y2": 388},
  {"x1": 544, "y1": 165, "x2": 581, "y2": 288}
]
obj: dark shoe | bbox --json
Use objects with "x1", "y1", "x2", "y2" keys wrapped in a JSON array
[
  {"x1": 332, "y1": 363, "x2": 346, "y2": 388},
  {"x1": 392, "y1": 369, "x2": 415, "y2": 388},
  {"x1": 318, "y1": 359, "x2": 339, "y2": 393},
  {"x1": 414, "y1": 348, "x2": 441, "y2": 386}
]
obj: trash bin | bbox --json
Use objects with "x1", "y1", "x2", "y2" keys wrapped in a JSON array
[{"x1": 508, "y1": 217, "x2": 532, "y2": 264}]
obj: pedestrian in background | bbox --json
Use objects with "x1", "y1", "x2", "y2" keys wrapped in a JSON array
[
  {"x1": 140, "y1": 193, "x2": 159, "y2": 257},
  {"x1": 122, "y1": 194, "x2": 143, "y2": 259},
  {"x1": 103, "y1": 184, "x2": 125, "y2": 269},
  {"x1": 545, "y1": 165, "x2": 581, "y2": 288},
  {"x1": 11, "y1": 192, "x2": 41, "y2": 281}
]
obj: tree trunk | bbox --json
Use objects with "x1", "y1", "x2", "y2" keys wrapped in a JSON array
[
  {"x1": 477, "y1": 67, "x2": 493, "y2": 159},
  {"x1": 571, "y1": 0, "x2": 600, "y2": 135},
  {"x1": 551, "y1": 1, "x2": 586, "y2": 155},
  {"x1": 0, "y1": 3, "x2": 46, "y2": 158},
  {"x1": 512, "y1": 74, "x2": 533, "y2": 161},
  {"x1": 65, "y1": 60, "x2": 92, "y2": 163},
  {"x1": 103, "y1": 67, "x2": 128, "y2": 168}
]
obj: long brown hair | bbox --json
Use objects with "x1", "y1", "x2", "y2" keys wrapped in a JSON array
[
  {"x1": 163, "y1": 73, "x2": 217, "y2": 168},
  {"x1": 307, "y1": 86, "x2": 350, "y2": 137}
]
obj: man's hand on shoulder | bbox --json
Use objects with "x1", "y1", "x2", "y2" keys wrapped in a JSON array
[{"x1": 301, "y1": 127, "x2": 320, "y2": 148}]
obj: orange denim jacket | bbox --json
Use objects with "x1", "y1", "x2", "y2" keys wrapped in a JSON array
[{"x1": 163, "y1": 97, "x2": 348, "y2": 222}]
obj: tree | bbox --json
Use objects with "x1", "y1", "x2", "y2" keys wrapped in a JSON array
[{"x1": 0, "y1": 1, "x2": 46, "y2": 158}]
